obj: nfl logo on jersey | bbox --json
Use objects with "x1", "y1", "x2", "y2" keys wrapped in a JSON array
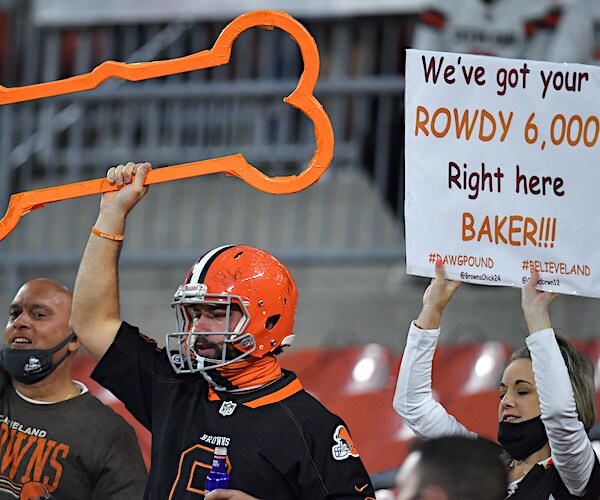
[{"x1": 219, "y1": 401, "x2": 237, "y2": 417}]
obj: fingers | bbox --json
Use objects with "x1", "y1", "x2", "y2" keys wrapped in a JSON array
[
  {"x1": 433, "y1": 256, "x2": 445, "y2": 281},
  {"x1": 527, "y1": 266, "x2": 539, "y2": 288},
  {"x1": 133, "y1": 162, "x2": 151, "y2": 189},
  {"x1": 432, "y1": 257, "x2": 461, "y2": 291},
  {"x1": 204, "y1": 492, "x2": 233, "y2": 500},
  {"x1": 107, "y1": 166, "x2": 117, "y2": 185},
  {"x1": 523, "y1": 266, "x2": 552, "y2": 299},
  {"x1": 447, "y1": 279, "x2": 461, "y2": 293},
  {"x1": 205, "y1": 490, "x2": 258, "y2": 500},
  {"x1": 521, "y1": 265, "x2": 557, "y2": 333},
  {"x1": 106, "y1": 162, "x2": 152, "y2": 188}
]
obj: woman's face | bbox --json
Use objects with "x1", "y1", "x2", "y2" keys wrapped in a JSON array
[{"x1": 498, "y1": 358, "x2": 542, "y2": 423}]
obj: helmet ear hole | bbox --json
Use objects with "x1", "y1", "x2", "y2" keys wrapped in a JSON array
[{"x1": 265, "y1": 314, "x2": 280, "y2": 331}]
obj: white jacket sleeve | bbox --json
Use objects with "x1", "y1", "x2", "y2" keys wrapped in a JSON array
[
  {"x1": 393, "y1": 321, "x2": 477, "y2": 439},
  {"x1": 527, "y1": 329, "x2": 596, "y2": 496}
]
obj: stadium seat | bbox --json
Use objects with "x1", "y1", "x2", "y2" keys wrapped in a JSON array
[
  {"x1": 71, "y1": 352, "x2": 152, "y2": 469},
  {"x1": 278, "y1": 346, "x2": 326, "y2": 380},
  {"x1": 280, "y1": 346, "x2": 412, "y2": 474},
  {"x1": 431, "y1": 341, "x2": 511, "y2": 406},
  {"x1": 444, "y1": 389, "x2": 502, "y2": 442},
  {"x1": 280, "y1": 343, "x2": 394, "y2": 404},
  {"x1": 388, "y1": 353, "x2": 403, "y2": 386}
]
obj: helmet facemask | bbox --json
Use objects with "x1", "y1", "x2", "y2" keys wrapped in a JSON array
[
  {"x1": 167, "y1": 283, "x2": 255, "y2": 374},
  {"x1": 166, "y1": 245, "x2": 298, "y2": 377}
]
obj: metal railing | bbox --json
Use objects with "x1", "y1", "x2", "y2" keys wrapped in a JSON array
[{"x1": 0, "y1": 2, "x2": 412, "y2": 293}]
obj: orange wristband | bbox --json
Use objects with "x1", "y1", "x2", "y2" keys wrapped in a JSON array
[{"x1": 91, "y1": 226, "x2": 124, "y2": 242}]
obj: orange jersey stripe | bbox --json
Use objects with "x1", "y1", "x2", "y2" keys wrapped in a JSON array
[
  {"x1": 244, "y1": 378, "x2": 303, "y2": 408},
  {"x1": 207, "y1": 378, "x2": 304, "y2": 408},
  {"x1": 208, "y1": 387, "x2": 220, "y2": 401}
]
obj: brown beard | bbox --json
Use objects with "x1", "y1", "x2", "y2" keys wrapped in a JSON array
[{"x1": 193, "y1": 336, "x2": 239, "y2": 360}]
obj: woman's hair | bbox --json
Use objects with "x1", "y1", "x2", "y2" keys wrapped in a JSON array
[{"x1": 509, "y1": 335, "x2": 597, "y2": 432}]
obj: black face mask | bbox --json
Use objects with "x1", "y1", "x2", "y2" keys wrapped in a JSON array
[
  {"x1": 0, "y1": 332, "x2": 76, "y2": 385},
  {"x1": 498, "y1": 415, "x2": 548, "y2": 460}
]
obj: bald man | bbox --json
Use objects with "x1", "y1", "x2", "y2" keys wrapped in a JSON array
[{"x1": 0, "y1": 279, "x2": 147, "y2": 499}]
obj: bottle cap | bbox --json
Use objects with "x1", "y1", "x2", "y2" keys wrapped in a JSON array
[{"x1": 215, "y1": 446, "x2": 228, "y2": 456}]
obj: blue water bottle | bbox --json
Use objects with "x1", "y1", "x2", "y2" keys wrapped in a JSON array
[{"x1": 205, "y1": 446, "x2": 230, "y2": 495}]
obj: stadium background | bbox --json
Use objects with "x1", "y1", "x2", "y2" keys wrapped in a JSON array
[{"x1": 1, "y1": 0, "x2": 599, "y2": 489}]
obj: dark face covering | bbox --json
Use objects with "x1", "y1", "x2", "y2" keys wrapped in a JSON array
[
  {"x1": 0, "y1": 332, "x2": 76, "y2": 385},
  {"x1": 498, "y1": 415, "x2": 548, "y2": 460}
]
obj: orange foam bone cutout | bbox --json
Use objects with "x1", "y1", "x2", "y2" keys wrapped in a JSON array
[{"x1": 0, "y1": 10, "x2": 333, "y2": 240}]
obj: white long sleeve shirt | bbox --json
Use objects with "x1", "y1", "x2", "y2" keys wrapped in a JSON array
[{"x1": 393, "y1": 322, "x2": 596, "y2": 496}]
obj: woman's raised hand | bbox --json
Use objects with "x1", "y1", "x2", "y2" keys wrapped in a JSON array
[
  {"x1": 416, "y1": 257, "x2": 461, "y2": 330},
  {"x1": 522, "y1": 266, "x2": 556, "y2": 334}
]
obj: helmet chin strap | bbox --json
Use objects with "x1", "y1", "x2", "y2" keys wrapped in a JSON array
[
  {"x1": 197, "y1": 355, "x2": 238, "y2": 391},
  {"x1": 198, "y1": 362, "x2": 223, "y2": 389}
]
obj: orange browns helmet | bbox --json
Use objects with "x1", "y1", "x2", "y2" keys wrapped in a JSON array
[
  {"x1": 20, "y1": 482, "x2": 51, "y2": 500},
  {"x1": 167, "y1": 245, "x2": 298, "y2": 374}
]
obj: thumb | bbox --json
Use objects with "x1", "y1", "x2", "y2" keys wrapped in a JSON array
[
  {"x1": 204, "y1": 491, "x2": 230, "y2": 500},
  {"x1": 434, "y1": 256, "x2": 445, "y2": 280}
]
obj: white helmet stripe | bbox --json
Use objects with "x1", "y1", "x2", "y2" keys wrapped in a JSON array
[{"x1": 188, "y1": 244, "x2": 234, "y2": 285}]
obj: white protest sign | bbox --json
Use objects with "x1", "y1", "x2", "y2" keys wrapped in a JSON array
[{"x1": 404, "y1": 49, "x2": 600, "y2": 298}]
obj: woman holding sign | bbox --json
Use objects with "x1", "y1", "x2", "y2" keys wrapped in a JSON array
[{"x1": 393, "y1": 260, "x2": 600, "y2": 498}]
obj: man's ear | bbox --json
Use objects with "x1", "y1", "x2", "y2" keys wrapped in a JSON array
[
  {"x1": 419, "y1": 485, "x2": 449, "y2": 500},
  {"x1": 68, "y1": 333, "x2": 81, "y2": 353}
]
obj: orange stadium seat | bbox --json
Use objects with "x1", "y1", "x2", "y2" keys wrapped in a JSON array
[
  {"x1": 279, "y1": 343, "x2": 394, "y2": 404},
  {"x1": 326, "y1": 386, "x2": 414, "y2": 474},
  {"x1": 278, "y1": 346, "x2": 326, "y2": 379},
  {"x1": 280, "y1": 346, "x2": 412, "y2": 474},
  {"x1": 71, "y1": 352, "x2": 152, "y2": 469},
  {"x1": 388, "y1": 353, "x2": 402, "y2": 386},
  {"x1": 431, "y1": 341, "x2": 511, "y2": 406},
  {"x1": 444, "y1": 389, "x2": 502, "y2": 442}
]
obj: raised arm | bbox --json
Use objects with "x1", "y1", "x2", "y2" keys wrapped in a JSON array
[
  {"x1": 70, "y1": 162, "x2": 151, "y2": 361},
  {"x1": 416, "y1": 257, "x2": 462, "y2": 329},
  {"x1": 394, "y1": 259, "x2": 474, "y2": 438},
  {"x1": 521, "y1": 266, "x2": 555, "y2": 335},
  {"x1": 523, "y1": 267, "x2": 597, "y2": 495}
]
